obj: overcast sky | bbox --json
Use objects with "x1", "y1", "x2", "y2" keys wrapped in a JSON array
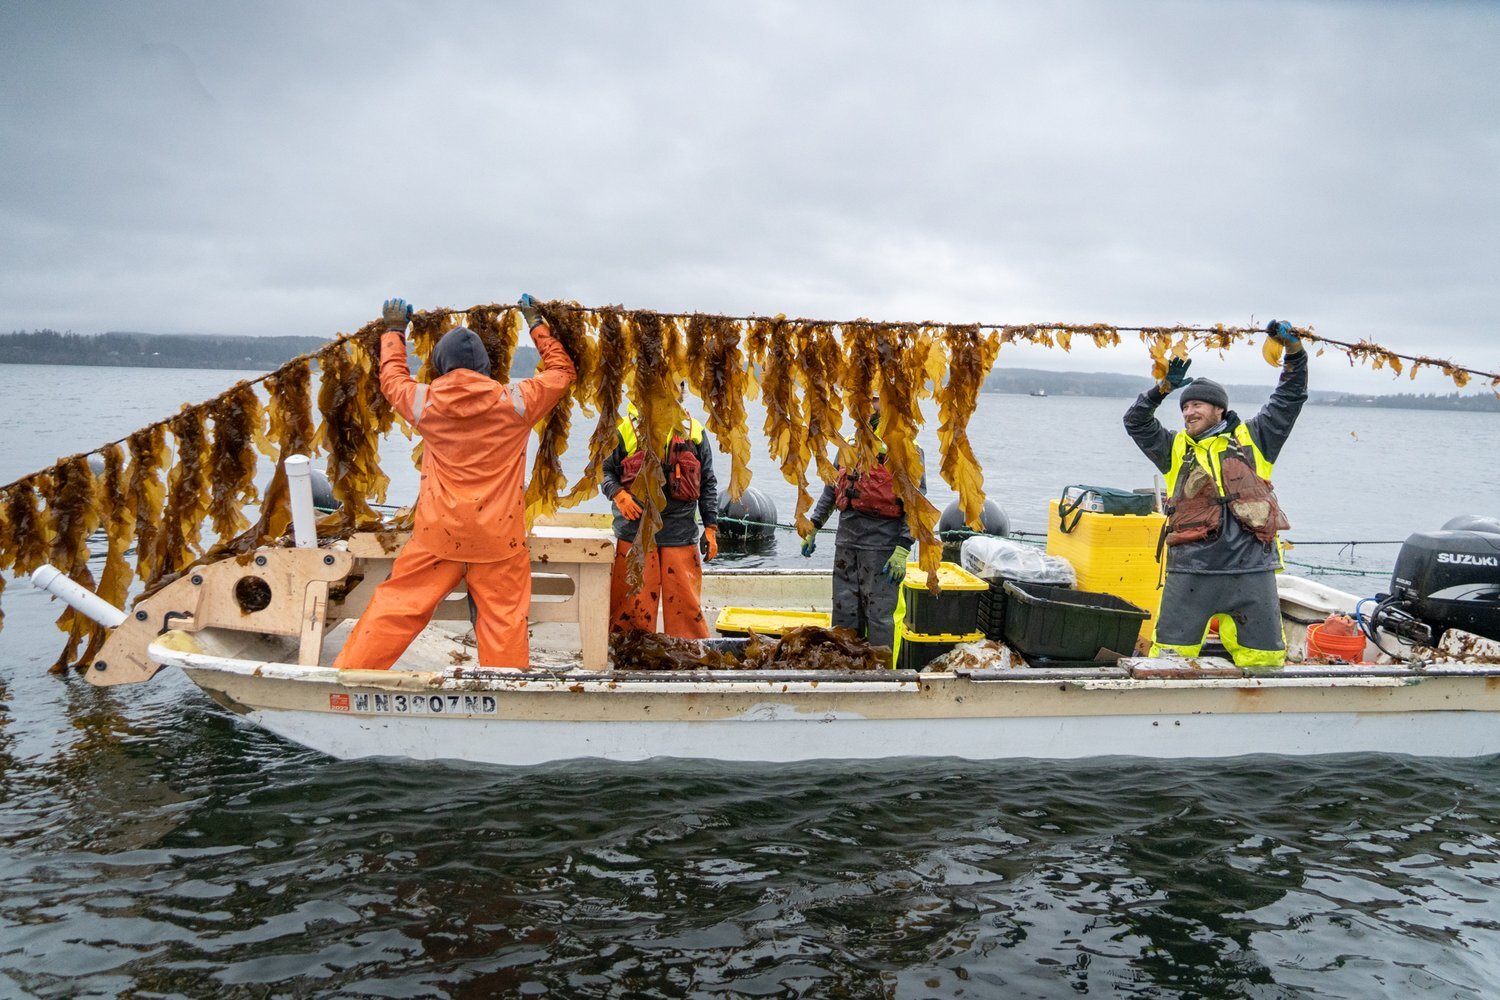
[{"x1": 1, "y1": 1, "x2": 1496, "y2": 393}]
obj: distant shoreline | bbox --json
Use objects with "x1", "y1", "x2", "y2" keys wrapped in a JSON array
[{"x1": 0, "y1": 329, "x2": 542, "y2": 380}]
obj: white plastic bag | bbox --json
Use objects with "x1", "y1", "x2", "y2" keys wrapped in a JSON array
[{"x1": 960, "y1": 536, "x2": 1076, "y2": 586}]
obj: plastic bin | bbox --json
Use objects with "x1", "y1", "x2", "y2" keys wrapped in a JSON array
[
  {"x1": 1003, "y1": 581, "x2": 1149, "y2": 663},
  {"x1": 901, "y1": 562, "x2": 988, "y2": 635},
  {"x1": 896, "y1": 629, "x2": 985, "y2": 672},
  {"x1": 1045, "y1": 499, "x2": 1165, "y2": 641},
  {"x1": 715, "y1": 607, "x2": 832, "y2": 638},
  {"x1": 976, "y1": 581, "x2": 1008, "y2": 641}
]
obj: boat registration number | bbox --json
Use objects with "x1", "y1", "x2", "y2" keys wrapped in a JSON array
[{"x1": 330, "y1": 692, "x2": 499, "y2": 715}]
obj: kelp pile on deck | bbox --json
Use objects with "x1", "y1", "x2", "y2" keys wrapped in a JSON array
[
  {"x1": 610, "y1": 625, "x2": 890, "y2": 672},
  {"x1": 0, "y1": 301, "x2": 1495, "y2": 673}
]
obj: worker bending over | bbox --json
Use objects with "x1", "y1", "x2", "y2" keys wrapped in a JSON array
[
  {"x1": 800, "y1": 397, "x2": 926, "y2": 650},
  {"x1": 1124, "y1": 320, "x2": 1307, "y2": 668},
  {"x1": 334, "y1": 295, "x2": 576, "y2": 670},
  {"x1": 601, "y1": 387, "x2": 719, "y2": 637}
]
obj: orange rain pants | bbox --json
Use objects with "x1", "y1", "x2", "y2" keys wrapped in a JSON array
[
  {"x1": 334, "y1": 537, "x2": 532, "y2": 669},
  {"x1": 332, "y1": 322, "x2": 574, "y2": 671},
  {"x1": 609, "y1": 540, "x2": 710, "y2": 638}
]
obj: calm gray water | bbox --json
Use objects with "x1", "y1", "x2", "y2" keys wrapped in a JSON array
[{"x1": 2, "y1": 363, "x2": 1499, "y2": 998}]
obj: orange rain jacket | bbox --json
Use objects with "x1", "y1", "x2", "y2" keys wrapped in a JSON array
[{"x1": 379, "y1": 325, "x2": 576, "y2": 561}]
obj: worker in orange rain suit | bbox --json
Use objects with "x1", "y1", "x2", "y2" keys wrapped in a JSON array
[
  {"x1": 333, "y1": 295, "x2": 576, "y2": 671},
  {"x1": 601, "y1": 388, "x2": 719, "y2": 637}
]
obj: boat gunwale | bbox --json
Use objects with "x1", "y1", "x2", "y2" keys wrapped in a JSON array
[{"x1": 152, "y1": 639, "x2": 1500, "y2": 696}]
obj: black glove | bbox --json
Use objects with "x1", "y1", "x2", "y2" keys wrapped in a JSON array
[
  {"x1": 1159, "y1": 357, "x2": 1193, "y2": 393},
  {"x1": 382, "y1": 298, "x2": 413, "y2": 335}
]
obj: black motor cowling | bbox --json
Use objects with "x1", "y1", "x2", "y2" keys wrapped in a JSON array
[{"x1": 1390, "y1": 529, "x2": 1500, "y2": 642}]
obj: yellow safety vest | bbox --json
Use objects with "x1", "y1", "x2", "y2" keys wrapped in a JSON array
[
  {"x1": 617, "y1": 416, "x2": 704, "y2": 455},
  {"x1": 1163, "y1": 423, "x2": 1274, "y2": 499}
]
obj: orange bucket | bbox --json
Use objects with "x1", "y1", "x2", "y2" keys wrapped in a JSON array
[{"x1": 1306, "y1": 622, "x2": 1367, "y2": 663}]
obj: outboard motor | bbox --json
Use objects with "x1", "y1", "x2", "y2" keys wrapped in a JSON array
[{"x1": 1384, "y1": 526, "x2": 1500, "y2": 644}]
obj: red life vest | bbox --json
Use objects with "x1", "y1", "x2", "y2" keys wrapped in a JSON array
[
  {"x1": 618, "y1": 418, "x2": 704, "y2": 502},
  {"x1": 834, "y1": 460, "x2": 902, "y2": 519}
]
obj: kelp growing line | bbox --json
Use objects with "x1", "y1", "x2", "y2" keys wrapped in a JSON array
[{"x1": 0, "y1": 302, "x2": 1495, "y2": 672}]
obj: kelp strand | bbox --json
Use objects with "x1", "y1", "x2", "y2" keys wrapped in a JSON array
[
  {"x1": 560, "y1": 307, "x2": 632, "y2": 507},
  {"x1": 206, "y1": 382, "x2": 263, "y2": 539},
  {"x1": 45, "y1": 455, "x2": 103, "y2": 671},
  {"x1": 936, "y1": 325, "x2": 1001, "y2": 530},
  {"x1": 620, "y1": 311, "x2": 675, "y2": 592}
]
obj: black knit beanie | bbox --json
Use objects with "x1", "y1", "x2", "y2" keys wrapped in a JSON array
[{"x1": 1179, "y1": 378, "x2": 1228, "y2": 411}]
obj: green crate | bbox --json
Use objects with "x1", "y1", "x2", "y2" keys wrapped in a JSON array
[{"x1": 1002, "y1": 582, "x2": 1148, "y2": 663}]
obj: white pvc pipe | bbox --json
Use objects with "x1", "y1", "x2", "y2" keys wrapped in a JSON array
[
  {"x1": 31, "y1": 565, "x2": 127, "y2": 629},
  {"x1": 284, "y1": 454, "x2": 317, "y2": 549}
]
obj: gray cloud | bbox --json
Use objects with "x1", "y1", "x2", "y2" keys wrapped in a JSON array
[{"x1": 1, "y1": 0, "x2": 1495, "y2": 392}]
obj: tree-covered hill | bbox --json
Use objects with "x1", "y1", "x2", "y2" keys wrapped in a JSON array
[{"x1": 0, "y1": 329, "x2": 542, "y2": 378}]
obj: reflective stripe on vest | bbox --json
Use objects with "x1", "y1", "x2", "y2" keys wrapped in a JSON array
[{"x1": 412, "y1": 384, "x2": 429, "y2": 425}]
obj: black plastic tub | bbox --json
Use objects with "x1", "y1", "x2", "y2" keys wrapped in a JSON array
[
  {"x1": 1002, "y1": 581, "x2": 1148, "y2": 663},
  {"x1": 896, "y1": 632, "x2": 984, "y2": 672}
]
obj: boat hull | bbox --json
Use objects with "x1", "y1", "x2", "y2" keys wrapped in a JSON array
[
  {"x1": 170, "y1": 649, "x2": 1500, "y2": 765},
  {"x1": 232, "y1": 704, "x2": 1500, "y2": 765}
]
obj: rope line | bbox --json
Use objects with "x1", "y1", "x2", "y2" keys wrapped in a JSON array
[{"x1": 716, "y1": 514, "x2": 1398, "y2": 574}]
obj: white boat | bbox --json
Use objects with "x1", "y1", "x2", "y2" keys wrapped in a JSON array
[{"x1": 71, "y1": 520, "x2": 1500, "y2": 766}]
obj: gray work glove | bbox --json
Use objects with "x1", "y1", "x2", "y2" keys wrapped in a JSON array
[
  {"x1": 382, "y1": 297, "x2": 413, "y2": 335},
  {"x1": 518, "y1": 293, "x2": 544, "y2": 331}
]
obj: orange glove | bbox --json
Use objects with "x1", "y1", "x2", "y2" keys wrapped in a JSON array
[
  {"x1": 702, "y1": 525, "x2": 718, "y2": 561},
  {"x1": 613, "y1": 489, "x2": 642, "y2": 520}
]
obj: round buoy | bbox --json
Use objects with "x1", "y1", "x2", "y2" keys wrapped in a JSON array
[
  {"x1": 937, "y1": 498, "x2": 1011, "y2": 563},
  {"x1": 310, "y1": 467, "x2": 340, "y2": 511},
  {"x1": 716, "y1": 487, "x2": 778, "y2": 552},
  {"x1": 1441, "y1": 514, "x2": 1500, "y2": 535}
]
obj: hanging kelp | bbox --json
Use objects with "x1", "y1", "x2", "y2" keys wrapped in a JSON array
[
  {"x1": 797, "y1": 322, "x2": 846, "y2": 494},
  {"x1": 686, "y1": 314, "x2": 753, "y2": 501},
  {"x1": 205, "y1": 381, "x2": 263, "y2": 539},
  {"x1": 935, "y1": 324, "x2": 1002, "y2": 531},
  {"x1": 560, "y1": 307, "x2": 633, "y2": 507},
  {"x1": 620, "y1": 310, "x2": 677, "y2": 591},
  {"x1": 126, "y1": 426, "x2": 170, "y2": 587},
  {"x1": 523, "y1": 302, "x2": 593, "y2": 526},
  {"x1": 407, "y1": 311, "x2": 453, "y2": 387},
  {"x1": 45, "y1": 455, "x2": 104, "y2": 670},
  {"x1": 466, "y1": 305, "x2": 521, "y2": 389},
  {"x1": 0, "y1": 475, "x2": 50, "y2": 636},
  {"x1": 154, "y1": 408, "x2": 212, "y2": 587},
  {"x1": 1, "y1": 297, "x2": 1497, "y2": 671},
  {"x1": 839, "y1": 321, "x2": 883, "y2": 472},
  {"x1": 870, "y1": 322, "x2": 943, "y2": 583},
  {"x1": 254, "y1": 358, "x2": 315, "y2": 545},
  {"x1": 748, "y1": 317, "x2": 816, "y2": 535},
  {"x1": 79, "y1": 443, "x2": 133, "y2": 666},
  {"x1": 316, "y1": 326, "x2": 394, "y2": 530}
]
